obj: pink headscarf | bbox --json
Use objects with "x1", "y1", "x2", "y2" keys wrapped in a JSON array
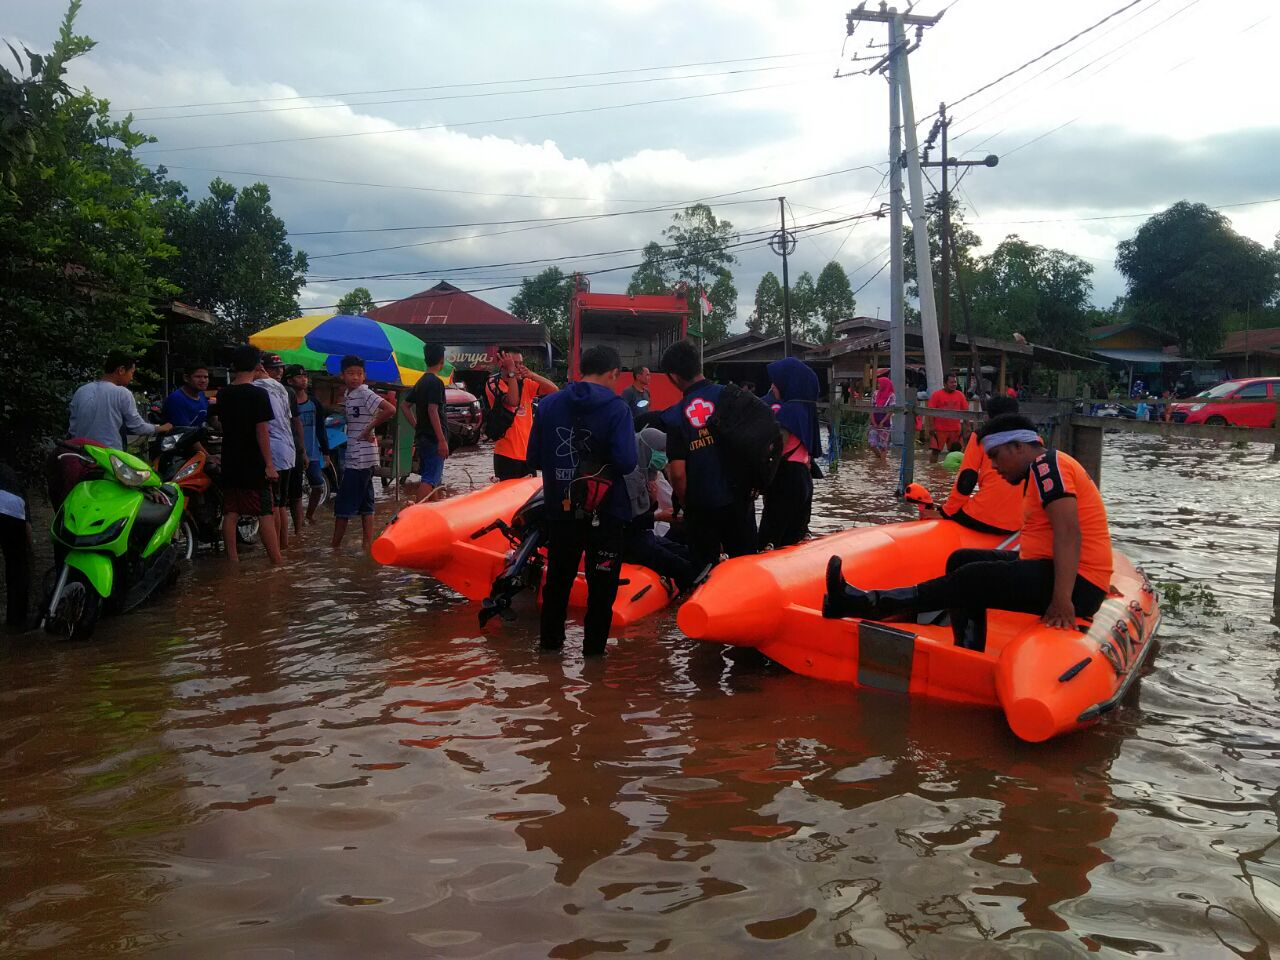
[{"x1": 874, "y1": 376, "x2": 894, "y2": 407}]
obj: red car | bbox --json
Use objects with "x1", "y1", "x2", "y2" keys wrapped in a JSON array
[{"x1": 1170, "y1": 377, "x2": 1280, "y2": 427}]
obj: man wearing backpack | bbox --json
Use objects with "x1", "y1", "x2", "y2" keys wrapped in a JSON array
[
  {"x1": 660, "y1": 339, "x2": 767, "y2": 568},
  {"x1": 526, "y1": 345, "x2": 637, "y2": 656},
  {"x1": 484, "y1": 347, "x2": 557, "y2": 481}
]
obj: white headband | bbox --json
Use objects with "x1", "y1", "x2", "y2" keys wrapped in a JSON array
[{"x1": 981, "y1": 429, "x2": 1040, "y2": 453}]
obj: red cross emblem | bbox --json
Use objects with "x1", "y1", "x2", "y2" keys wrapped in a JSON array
[{"x1": 685, "y1": 397, "x2": 716, "y2": 428}]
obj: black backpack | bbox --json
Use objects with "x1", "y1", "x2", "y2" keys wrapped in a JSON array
[
  {"x1": 482, "y1": 374, "x2": 523, "y2": 441},
  {"x1": 707, "y1": 383, "x2": 783, "y2": 494}
]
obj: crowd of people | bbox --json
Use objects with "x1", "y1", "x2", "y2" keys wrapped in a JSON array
[{"x1": 2, "y1": 338, "x2": 1110, "y2": 659}]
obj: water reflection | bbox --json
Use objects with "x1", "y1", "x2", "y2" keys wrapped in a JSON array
[{"x1": 0, "y1": 437, "x2": 1277, "y2": 958}]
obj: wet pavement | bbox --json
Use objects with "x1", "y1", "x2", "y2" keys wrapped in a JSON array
[{"x1": 1, "y1": 436, "x2": 1277, "y2": 958}]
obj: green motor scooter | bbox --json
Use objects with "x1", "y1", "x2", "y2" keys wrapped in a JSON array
[{"x1": 43, "y1": 443, "x2": 186, "y2": 640}]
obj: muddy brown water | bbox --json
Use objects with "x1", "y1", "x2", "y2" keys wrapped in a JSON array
[{"x1": 1, "y1": 436, "x2": 1277, "y2": 958}]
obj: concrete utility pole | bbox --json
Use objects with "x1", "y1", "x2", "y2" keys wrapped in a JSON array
[
  {"x1": 847, "y1": 2, "x2": 946, "y2": 460},
  {"x1": 891, "y1": 13, "x2": 944, "y2": 394},
  {"x1": 923, "y1": 103, "x2": 998, "y2": 387},
  {"x1": 770, "y1": 197, "x2": 798, "y2": 359}
]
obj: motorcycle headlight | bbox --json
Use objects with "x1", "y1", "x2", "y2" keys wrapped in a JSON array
[
  {"x1": 160, "y1": 434, "x2": 178, "y2": 451},
  {"x1": 1189, "y1": 403, "x2": 1205, "y2": 412},
  {"x1": 172, "y1": 459, "x2": 200, "y2": 482},
  {"x1": 110, "y1": 454, "x2": 152, "y2": 488}
]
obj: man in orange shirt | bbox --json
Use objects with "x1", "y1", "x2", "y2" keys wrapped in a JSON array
[
  {"x1": 939, "y1": 396, "x2": 1023, "y2": 535},
  {"x1": 927, "y1": 373, "x2": 969, "y2": 462},
  {"x1": 484, "y1": 347, "x2": 557, "y2": 481},
  {"x1": 824, "y1": 414, "x2": 1113, "y2": 652}
]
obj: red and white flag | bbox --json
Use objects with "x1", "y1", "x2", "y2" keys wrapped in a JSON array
[{"x1": 699, "y1": 287, "x2": 713, "y2": 316}]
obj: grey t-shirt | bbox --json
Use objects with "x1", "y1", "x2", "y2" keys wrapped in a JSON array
[{"x1": 68, "y1": 380, "x2": 157, "y2": 450}]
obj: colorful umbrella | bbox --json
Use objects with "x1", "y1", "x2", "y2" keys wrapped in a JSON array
[{"x1": 250, "y1": 313, "x2": 433, "y2": 386}]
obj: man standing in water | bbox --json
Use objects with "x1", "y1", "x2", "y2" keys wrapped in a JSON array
[
  {"x1": 823, "y1": 414, "x2": 1113, "y2": 651},
  {"x1": 526, "y1": 345, "x2": 636, "y2": 656},
  {"x1": 214, "y1": 346, "x2": 282, "y2": 565},
  {"x1": 927, "y1": 373, "x2": 969, "y2": 463},
  {"x1": 253, "y1": 353, "x2": 299, "y2": 548},
  {"x1": 401, "y1": 343, "x2": 450, "y2": 503},
  {"x1": 285, "y1": 365, "x2": 330, "y2": 526}
]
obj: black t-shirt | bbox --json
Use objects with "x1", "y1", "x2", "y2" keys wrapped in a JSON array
[
  {"x1": 406, "y1": 373, "x2": 447, "y2": 445},
  {"x1": 213, "y1": 383, "x2": 274, "y2": 489},
  {"x1": 663, "y1": 380, "x2": 734, "y2": 509}
]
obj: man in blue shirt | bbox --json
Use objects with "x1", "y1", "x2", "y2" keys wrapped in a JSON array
[
  {"x1": 160, "y1": 362, "x2": 210, "y2": 428},
  {"x1": 526, "y1": 345, "x2": 637, "y2": 656},
  {"x1": 660, "y1": 339, "x2": 756, "y2": 568}
]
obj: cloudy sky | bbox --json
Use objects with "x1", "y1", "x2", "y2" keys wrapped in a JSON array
[{"x1": 8, "y1": 0, "x2": 1279, "y2": 326}]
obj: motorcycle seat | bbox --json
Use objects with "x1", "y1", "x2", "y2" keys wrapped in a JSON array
[{"x1": 136, "y1": 485, "x2": 180, "y2": 528}]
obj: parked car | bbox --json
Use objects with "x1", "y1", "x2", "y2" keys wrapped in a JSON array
[
  {"x1": 1169, "y1": 377, "x2": 1280, "y2": 427},
  {"x1": 445, "y1": 385, "x2": 482, "y2": 449}
]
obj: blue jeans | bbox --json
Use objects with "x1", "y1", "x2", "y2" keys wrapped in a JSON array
[
  {"x1": 334, "y1": 467, "x2": 375, "y2": 519},
  {"x1": 418, "y1": 447, "x2": 445, "y2": 487}
]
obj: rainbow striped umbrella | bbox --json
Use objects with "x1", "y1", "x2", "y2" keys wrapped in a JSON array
[{"x1": 250, "y1": 313, "x2": 437, "y2": 386}]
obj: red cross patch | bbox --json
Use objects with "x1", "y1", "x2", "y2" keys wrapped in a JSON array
[{"x1": 684, "y1": 397, "x2": 716, "y2": 428}]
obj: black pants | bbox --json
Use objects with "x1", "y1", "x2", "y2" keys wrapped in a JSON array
[
  {"x1": 917, "y1": 549, "x2": 1108, "y2": 620},
  {"x1": 1, "y1": 515, "x2": 30, "y2": 629},
  {"x1": 494, "y1": 453, "x2": 534, "y2": 481},
  {"x1": 941, "y1": 508, "x2": 1017, "y2": 537},
  {"x1": 685, "y1": 497, "x2": 757, "y2": 569},
  {"x1": 758, "y1": 460, "x2": 813, "y2": 550},
  {"x1": 540, "y1": 510, "x2": 624, "y2": 654},
  {"x1": 623, "y1": 528, "x2": 697, "y2": 591}
]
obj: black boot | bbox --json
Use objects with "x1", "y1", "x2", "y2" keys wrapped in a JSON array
[
  {"x1": 822, "y1": 556, "x2": 920, "y2": 620},
  {"x1": 950, "y1": 609, "x2": 988, "y2": 652}
]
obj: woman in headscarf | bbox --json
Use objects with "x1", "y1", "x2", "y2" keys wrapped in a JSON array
[
  {"x1": 759, "y1": 357, "x2": 822, "y2": 550},
  {"x1": 869, "y1": 375, "x2": 894, "y2": 461}
]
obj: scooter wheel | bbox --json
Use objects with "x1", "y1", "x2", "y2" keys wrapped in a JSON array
[
  {"x1": 45, "y1": 571, "x2": 102, "y2": 642},
  {"x1": 176, "y1": 517, "x2": 197, "y2": 561}
]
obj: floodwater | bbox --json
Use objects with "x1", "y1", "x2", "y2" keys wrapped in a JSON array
[{"x1": 2, "y1": 436, "x2": 1277, "y2": 959}]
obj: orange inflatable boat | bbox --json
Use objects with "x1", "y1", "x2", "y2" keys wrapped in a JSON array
[
  {"x1": 371, "y1": 478, "x2": 675, "y2": 627},
  {"x1": 677, "y1": 519, "x2": 1160, "y2": 742}
]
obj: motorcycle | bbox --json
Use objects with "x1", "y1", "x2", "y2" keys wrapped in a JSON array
[
  {"x1": 472, "y1": 489, "x2": 549, "y2": 627},
  {"x1": 42, "y1": 442, "x2": 185, "y2": 641},
  {"x1": 152, "y1": 426, "x2": 258, "y2": 557}
]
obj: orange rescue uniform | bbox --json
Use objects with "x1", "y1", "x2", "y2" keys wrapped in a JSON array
[
  {"x1": 485, "y1": 377, "x2": 540, "y2": 462},
  {"x1": 1019, "y1": 449, "x2": 1113, "y2": 591},
  {"x1": 928, "y1": 388, "x2": 969, "y2": 449},
  {"x1": 941, "y1": 433, "x2": 1023, "y2": 533}
]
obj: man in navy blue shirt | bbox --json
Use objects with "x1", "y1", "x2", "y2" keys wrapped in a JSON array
[
  {"x1": 661, "y1": 339, "x2": 757, "y2": 567},
  {"x1": 161, "y1": 362, "x2": 210, "y2": 428},
  {"x1": 526, "y1": 345, "x2": 637, "y2": 655}
]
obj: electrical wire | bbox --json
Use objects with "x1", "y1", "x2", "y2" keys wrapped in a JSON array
[
  {"x1": 131, "y1": 63, "x2": 815, "y2": 122},
  {"x1": 137, "y1": 77, "x2": 821, "y2": 155},
  {"x1": 124, "y1": 51, "x2": 826, "y2": 112}
]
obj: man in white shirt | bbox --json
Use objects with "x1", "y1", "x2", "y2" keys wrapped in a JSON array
[
  {"x1": 68, "y1": 351, "x2": 172, "y2": 450},
  {"x1": 253, "y1": 353, "x2": 299, "y2": 548}
]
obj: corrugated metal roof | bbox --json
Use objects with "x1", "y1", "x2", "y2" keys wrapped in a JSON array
[
  {"x1": 367, "y1": 282, "x2": 523, "y2": 326},
  {"x1": 1092, "y1": 348, "x2": 1186, "y2": 364}
]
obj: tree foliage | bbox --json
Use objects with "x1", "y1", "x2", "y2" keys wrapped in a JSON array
[
  {"x1": 627, "y1": 204, "x2": 737, "y2": 343},
  {"x1": 335, "y1": 286, "x2": 376, "y2": 316},
  {"x1": 903, "y1": 191, "x2": 981, "y2": 321},
  {"x1": 1115, "y1": 201, "x2": 1280, "y2": 356},
  {"x1": 814, "y1": 261, "x2": 856, "y2": 342},
  {"x1": 969, "y1": 236, "x2": 1094, "y2": 351},
  {"x1": 509, "y1": 266, "x2": 575, "y2": 349},
  {"x1": 0, "y1": 2, "x2": 177, "y2": 469},
  {"x1": 789, "y1": 271, "x2": 822, "y2": 343},
  {"x1": 163, "y1": 178, "x2": 307, "y2": 348},
  {"x1": 752, "y1": 271, "x2": 782, "y2": 336}
]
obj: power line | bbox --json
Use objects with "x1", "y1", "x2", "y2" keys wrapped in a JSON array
[
  {"x1": 137, "y1": 77, "x2": 820, "y2": 155},
  {"x1": 852, "y1": 259, "x2": 891, "y2": 297},
  {"x1": 124, "y1": 51, "x2": 825, "y2": 112},
  {"x1": 946, "y1": 0, "x2": 1150, "y2": 112}
]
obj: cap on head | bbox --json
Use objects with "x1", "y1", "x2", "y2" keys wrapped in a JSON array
[{"x1": 261, "y1": 353, "x2": 284, "y2": 369}]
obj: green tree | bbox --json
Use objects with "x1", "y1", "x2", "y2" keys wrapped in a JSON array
[
  {"x1": 814, "y1": 260, "x2": 856, "y2": 342},
  {"x1": 903, "y1": 192, "x2": 982, "y2": 321},
  {"x1": 509, "y1": 266, "x2": 575, "y2": 349},
  {"x1": 969, "y1": 236, "x2": 1094, "y2": 351},
  {"x1": 753, "y1": 271, "x2": 783, "y2": 336},
  {"x1": 626, "y1": 242, "x2": 671, "y2": 296},
  {"x1": 163, "y1": 178, "x2": 307, "y2": 347},
  {"x1": 702, "y1": 270, "x2": 735, "y2": 344},
  {"x1": 1115, "y1": 201, "x2": 1280, "y2": 356},
  {"x1": 335, "y1": 286, "x2": 376, "y2": 316},
  {"x1": 789, "y1": 270, "x2": 823, "y2": 343},
  {"x1": 0, "y1": 2, "x2": 178, "y2": 468}
]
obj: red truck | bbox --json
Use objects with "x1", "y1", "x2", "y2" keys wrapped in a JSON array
[{"x1": 567, "y1": 274, "x2": 690, "y2": 412}]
